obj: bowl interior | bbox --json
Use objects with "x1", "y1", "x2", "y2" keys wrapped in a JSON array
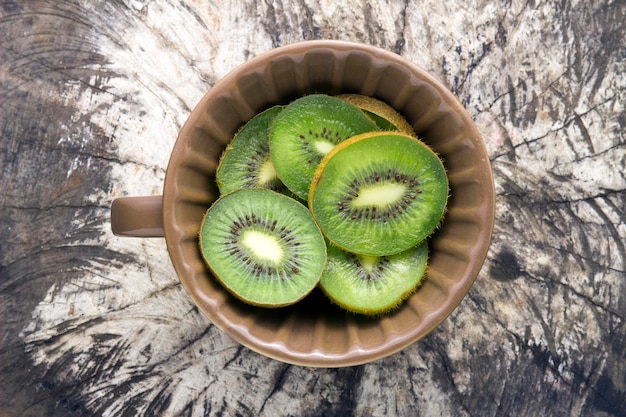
[{"x1": 163, "y1": 41, "x2": 495, "y2": 367}]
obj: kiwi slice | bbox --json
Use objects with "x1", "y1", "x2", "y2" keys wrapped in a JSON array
[
  {"x1": 216, "y1": 106, "x2": 287, "y2": 195},
  {"x1": 199, "y1": 188, "x2": 327, "y2": 307},
  {"x1": 309, "y1": 132, "x2": 448, "y2": 256},
  {"x1": 269, "y1": 94, "x2": 378, "y2": 201},
  {"x1": 320, "y1": 241, "x2": 428, "y2": 315},
  {"x1": 336, "y1": 94, "x2": 416, "y2": 136}
]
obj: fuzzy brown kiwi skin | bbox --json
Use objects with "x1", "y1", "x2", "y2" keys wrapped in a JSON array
[
  {"x1": 308, "y1": 131, "x2": 449, "y2": 257},
  {"x1": 335, "y1": 94, "x2": 416, "y2": 137}
]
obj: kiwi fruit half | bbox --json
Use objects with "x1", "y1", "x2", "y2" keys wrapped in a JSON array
[
  {"x1": 216, "y1": 106, "x2": 287, "y2": 195},
  {"x1": 309, "y1": 132, "x2": 448, "y2": 256},
  {"x1": 336, "y1": 94, "x2": 416, "y2": 136},
  {"x1": 269, "y1": 94, "x2": 378, "y2": 200},
  {"x1": 199, "y1": 188, "x2": 327, "y2": 307},
  {"x1": 320, "y1": 241, "x2": 428, "y2": 315}
]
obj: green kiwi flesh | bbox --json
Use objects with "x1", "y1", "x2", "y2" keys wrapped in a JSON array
[
  {"x1": 269, "y1": 94, "x2": 378, "y2": 201},
  {"x1": 320, "y1": 241, "x2": 428, "y2": 315},
  {"x1": 309, "y1": 132, "x2": 448, "y2": 256},
  {"x1": 360, "y1": 111, "x2": 398, "y2": 132},
  {"x1": 199, "y1": 188, "x2": 327, "y2": 307},
  {"x1": 216, "y1": 106, "x2": 287, "y2": 195}
]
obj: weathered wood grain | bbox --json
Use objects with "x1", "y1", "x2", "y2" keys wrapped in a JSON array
[{"x1": 1, "y1": 0, "x2": 624, "y2": 416}]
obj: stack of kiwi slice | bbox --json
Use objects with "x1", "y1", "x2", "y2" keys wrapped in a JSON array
[{"x1": 199, "y1": 94, "x2": 448, "y2": 315}]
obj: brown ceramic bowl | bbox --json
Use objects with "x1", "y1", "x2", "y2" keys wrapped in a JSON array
[{"x1": 117, "y1": 40, "x2": 495, "y2": 367}]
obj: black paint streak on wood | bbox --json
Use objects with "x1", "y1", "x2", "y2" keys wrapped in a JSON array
[
  {"x1": 490, "y1": 247, "x2": 523, "y2": 281},
  {"x1": 335, "y1": 366, "x2": 365, "y2": 415},
  {"x1": 286, "y1": 366, "x2": 365, "y2": 417},
  {"x1": 258, "y1": 364, "x2": 291, "y2": 415}
]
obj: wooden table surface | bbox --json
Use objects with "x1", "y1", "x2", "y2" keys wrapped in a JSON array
[{"x1": 1, "y1": 1, "x2": 625, "y2": 416}]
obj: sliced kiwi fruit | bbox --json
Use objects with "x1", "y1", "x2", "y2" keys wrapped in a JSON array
[
  {"x1": 269, "y1": 94, "x2": 379, "y2": 201},
  {"x1": 320, "y1": 241, "x2": 428, "y2": 315},
  {"x1": 199, "y1": 188, "x2": 327, "y2": 307},
  {"x1": 309, "y1": 132, "x2": 448, "y2": 256},
  {"x1": 216, "y1": 106, "x2": 287, "y2": 195},
  {"x1": 336, "y1": 94, "x2": 416, "y2": 136}
]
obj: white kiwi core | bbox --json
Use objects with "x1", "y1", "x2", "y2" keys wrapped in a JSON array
[
  {"x1": 351, "y1": 183, "x2": 406, "y2": 208},
  {"x1": 358, "y1": 255, "x2": 380, "y2": 272},
  {"x1": 241, "y1": 230, "x2": 283, "y2": 262},
  {"x1": 315, "y1": 140, "x2": 335, "y2": 155},
  {"x1": 258, "y1": 160, "x2": 279, "y2": 185}
]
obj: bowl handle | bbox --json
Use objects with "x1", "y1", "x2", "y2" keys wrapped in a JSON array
[{"x1": 111, "y1": 196, "x2": 164, "y2": 237}]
